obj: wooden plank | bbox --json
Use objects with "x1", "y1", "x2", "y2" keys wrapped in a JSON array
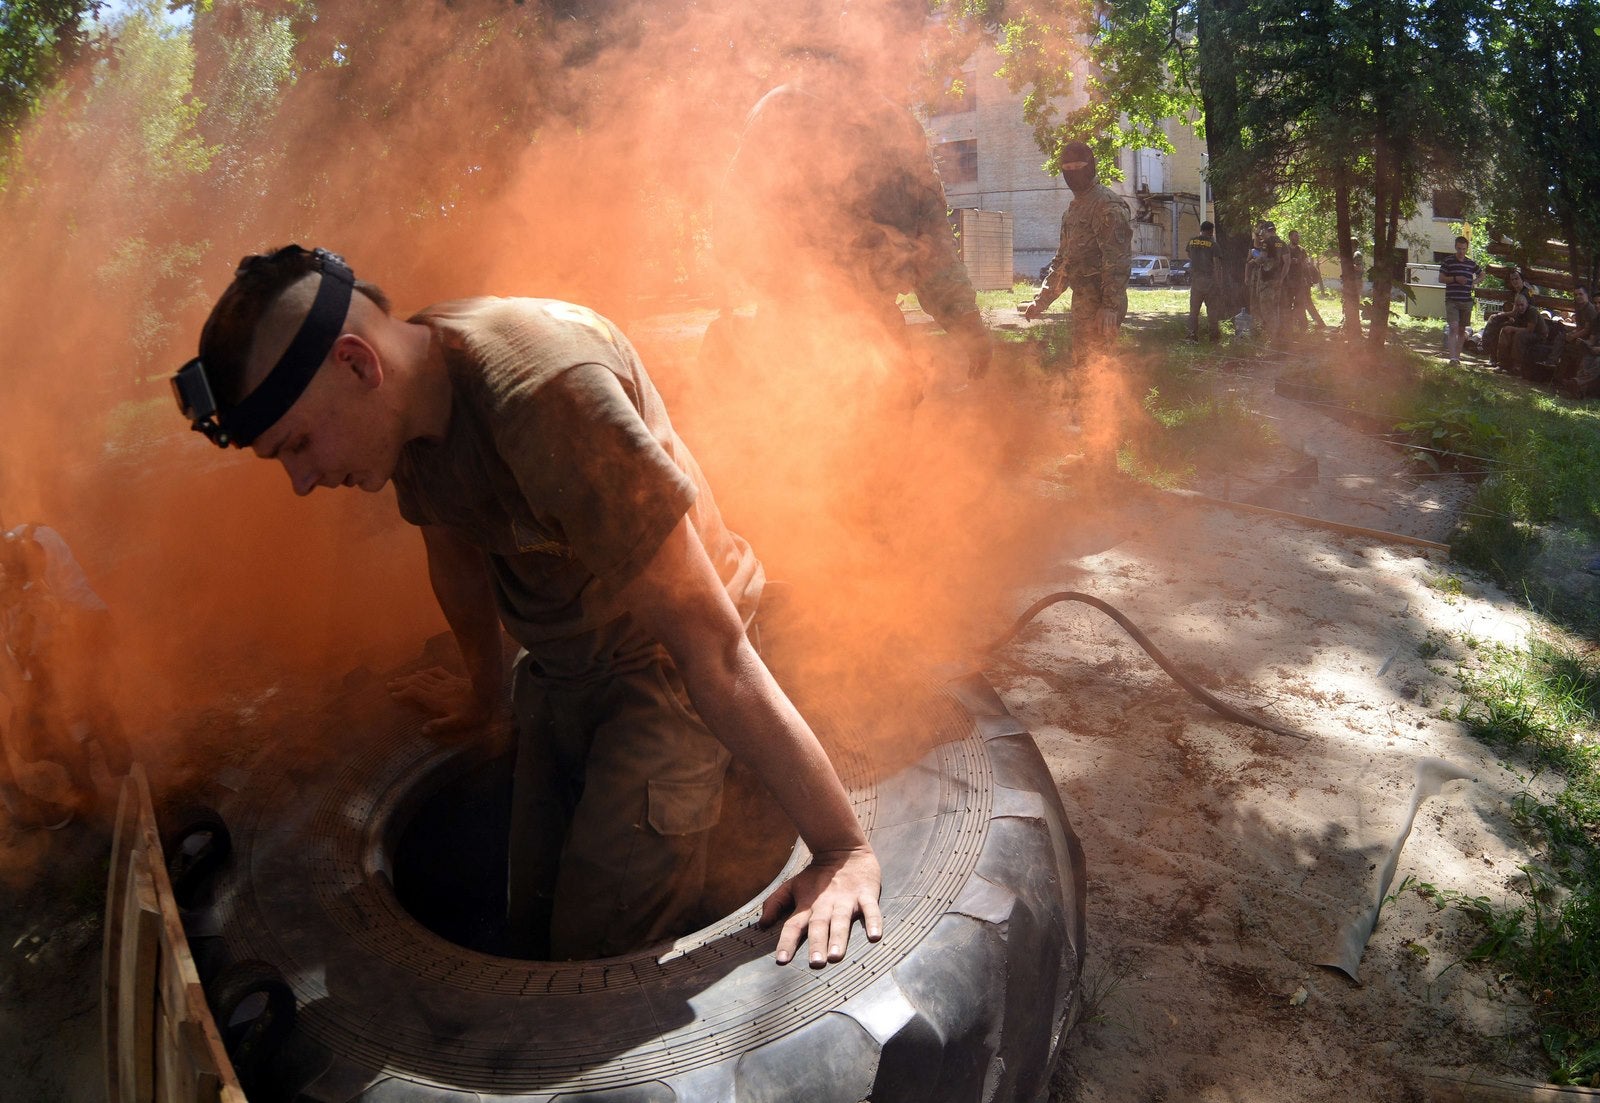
[
  {"x1": 116, "y1": 840, "x2": 161, "y2": 1103},
  {"x1": 1426, "y1": 1071, "x2": 1600, "y2": 1101},
  {"x1": 104, "y1": 777, "x2": 140, "y2": 1103},
  {"x1": 1486, "y1": 239, "x2": 1595, "y2": 273},
  {"x1": 135, "y1": 767, "x2": 246, "y2": 1103},
  {"x1": 1473, "y1": 286, "x2": 1581, "y2": 316},
  {"x1": 1484, "y1": 263, "x2": 1584, "y2": 294},
  {"x1": 103, "y1": 764, "x2": 248, "y2": 1103}
]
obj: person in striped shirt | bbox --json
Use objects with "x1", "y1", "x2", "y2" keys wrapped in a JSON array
[{"x1": 1439, "y1": 236, "x2": 1481, "y2": 365}]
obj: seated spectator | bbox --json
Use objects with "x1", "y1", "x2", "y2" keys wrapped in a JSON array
[
  {"x1": 1556, "y1": 287, "x2": 1600, "y2": 391},
  {"x1": 1516, "y1": 313, "x2": 1565, "y2": 382},
  {"x1": 1525, "y1": 287, "x2": 1597, "y2": 384},
  {"x1": 1495, "y1": 293, "x2": 1548, "y2": 374},
  {"x1": 1481, "y1": 269, "x2": 1532, "y2": 367}
]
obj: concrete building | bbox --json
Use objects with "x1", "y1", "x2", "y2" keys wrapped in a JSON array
[{"x1": 921, "y1": 42, "x2": 1208, "y2": 280}]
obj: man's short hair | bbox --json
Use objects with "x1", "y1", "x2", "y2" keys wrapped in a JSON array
[
  {"x1": 197, "y1": 248, "x2": 391, "y2": 407},
  {"x1": 1200, "y1": 220, "x2": 1214, "y2": 233},
  {"x1": 1454, "y1": 236, "x2": 1469, "y2": 246}
]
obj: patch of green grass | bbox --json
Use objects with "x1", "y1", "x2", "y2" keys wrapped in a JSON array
[
  {"x1": 1441, "y1": 637, "x2": 1600, "y2": 1084},
  {"x1": 1124, "y1": 383, "x2": 1277, "y2": 486},
  {"x1": 1421, "y1": 869, "x2": 1600, "y2": 1086}
]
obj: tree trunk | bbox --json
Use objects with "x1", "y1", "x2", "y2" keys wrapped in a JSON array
[
  {"x1": 1196, "y1": 0, "x2": 1249, "y2": 318},
  {"x1": 1368, "y1": 136, "x2": 1395, "y2": 349},
  {"x1": 1334, "y1": 166, "x2": 1362, "y2": 337}
]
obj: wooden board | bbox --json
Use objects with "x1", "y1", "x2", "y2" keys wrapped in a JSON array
[
  {"x1": 952, "y1": 208, "x2": 1015, "y2": 291},
  {"x1": 103, "y1": 766, "x2": 248, "y2": 1103}
]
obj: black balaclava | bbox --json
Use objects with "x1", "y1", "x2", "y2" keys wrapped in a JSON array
[{"x1": 1061, "y1": 140, "x2": 1097, "y2": 193}]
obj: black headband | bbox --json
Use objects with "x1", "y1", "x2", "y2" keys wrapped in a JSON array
[{"x1": 173, "y1": 247, "x2": 355, "y2": 448}]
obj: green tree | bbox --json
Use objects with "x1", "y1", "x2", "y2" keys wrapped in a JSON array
[
  {"x1": 1485, "y1": 0, "x2": 1600, "y2": 289},
  {"x1": 0, "y1": 0, "x2": 104, "y2": 164}
]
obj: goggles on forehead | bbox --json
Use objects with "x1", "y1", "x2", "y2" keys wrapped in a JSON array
[{"x1": 173, "y1": 245, "x2": 355, "y2": 449}]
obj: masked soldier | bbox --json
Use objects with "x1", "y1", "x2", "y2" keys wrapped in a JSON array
[{"x1": 1021, "y1": 141, "x2": 1133, "y2": 366}]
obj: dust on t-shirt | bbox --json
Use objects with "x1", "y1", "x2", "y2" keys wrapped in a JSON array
[{"x1": 392, "y1": 298, "x2": 763, "y2": 678}]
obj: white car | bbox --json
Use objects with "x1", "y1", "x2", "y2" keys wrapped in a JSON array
[{"x1": 1129, "y1": 255, "x2": 1171, "y2": 287}]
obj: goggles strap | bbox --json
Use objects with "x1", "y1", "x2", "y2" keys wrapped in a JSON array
[{"x1": 217, "y1": 254, "x2": 355, "y2": 446}]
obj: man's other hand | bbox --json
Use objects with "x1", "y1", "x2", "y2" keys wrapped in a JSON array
[
  {"x1": 957, "y1": 318, "x2": 992, "y2": 379},
  {"x1": 388, "y1": 666, "x2": 508, "y2": 740},
  {"x1": 1020, "y1": 301, "x2": 1044, "y2": 321},
  {"x1": 760, "y1": 846, "x2": 883, "y2": 968},
  {"x1": 1097, "y1": 307, "x2": 1120, "y2": 338}
]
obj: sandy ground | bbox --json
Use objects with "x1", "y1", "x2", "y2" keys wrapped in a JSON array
[
  {"x1": 996, "y1": 354, "x2": 1554, "y2": 1101},
  {"x1": 0, "y1": 326, "x2": 1563, "y2": 1101}
]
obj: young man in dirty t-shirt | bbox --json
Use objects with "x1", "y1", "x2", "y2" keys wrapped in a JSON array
[{"x1": 173, "y1": 246, "x2": 882, "y2": 965}]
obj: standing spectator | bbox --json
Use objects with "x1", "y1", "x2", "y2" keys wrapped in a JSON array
[
  {"x1": 1185, "y1": 221, "x2": 1221, "y2": 342},
  {"x1": 1254, "y1": 225, "x2": 1291, "y2": 345},
  {"x1": 1021, "y1": 140, "x2": 1133, "y2": 366},
  {"x1": 1242, "y1": 222, "x2": 1268, "y2": 324},
  {"x1": 1286, "y1": 231, "x2": 1326, "y2": 330},
  {"x1": 1438, "y1": 236, "x2": 1481, "y2": 365},
  {"x1": 716, "y1": 0, "x2": 991, "y2": 392}
]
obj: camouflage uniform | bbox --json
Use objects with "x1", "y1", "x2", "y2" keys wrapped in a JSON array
[
  {"x1": 1254, "y1": 237, "x2": 1288, "y2": 344},
  {"x1": 1032, "y1": 183, "x2": 1133, "y2": 364}
]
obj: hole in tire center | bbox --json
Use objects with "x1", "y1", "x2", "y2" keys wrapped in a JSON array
[{"x1": 390, "y1": 751, "x2": 796, "y2": 960}]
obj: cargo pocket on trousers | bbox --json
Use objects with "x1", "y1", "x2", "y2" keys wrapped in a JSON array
[{"x1": 646, "y1": 776, "x2": 724, "y2": 837}]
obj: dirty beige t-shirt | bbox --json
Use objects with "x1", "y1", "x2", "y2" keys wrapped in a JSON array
[{"x1": 392, "y1": 298, "x2": 763, "y2": 679}]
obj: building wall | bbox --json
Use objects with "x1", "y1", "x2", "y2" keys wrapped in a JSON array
[
  {"x1": 921, "y1": 44, "x2": 1208, "y2": 279},
  {"x1": 923, "y1": 45, "x2": 1078, "y2": 280}
]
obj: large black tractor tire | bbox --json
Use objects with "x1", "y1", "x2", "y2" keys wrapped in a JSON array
[{"x1": 181, "y1": 669, "x2": 1085, "y2": 1103}]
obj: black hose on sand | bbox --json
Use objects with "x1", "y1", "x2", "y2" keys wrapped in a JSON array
[{"x1": 986, "y1": 591, "x2": 1310, "y2": 741}]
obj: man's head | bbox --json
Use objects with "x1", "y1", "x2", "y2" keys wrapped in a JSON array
[
  {"x1": 1513, "y1": 292, "x2": 1530, "y2": 315},
  {"x1": 1454, "y1": 235, "x2": 1469, "y2": 257},
  {"x1": 1059, "y1": 141, "x2": 1097, "y2": 193},
  {"x1": 1199, "y1": 220, "x2": 1214, "y2": 237},
  {"x1": 176, "y1": 246, "x2": 407, "y2": 496},
  {"x1": 1509, "y1": 269, "x2": 1525, "y2": 288},
  {"x1": 1577, "y1": 287, "x2": 1590, "y2": 306},
  {"x1": 1289, "y1": 230, "x2": 1301, "y2": 245}
]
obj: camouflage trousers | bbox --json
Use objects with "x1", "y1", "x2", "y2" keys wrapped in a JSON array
[
  {"x1": 1070, "y1": 292, "x2": 1125, "y2": 366},
  {"x1": 1256, "y1": 284, "x2": 1285, "y2": 343}
]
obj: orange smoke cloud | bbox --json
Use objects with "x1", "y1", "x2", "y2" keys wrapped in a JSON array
[{"x1": 0, "y1": 0, "x2": 1113, "y2": 782}]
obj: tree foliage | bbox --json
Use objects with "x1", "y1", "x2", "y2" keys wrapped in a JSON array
[
  {"x1": 1484, "y1": 0, "x2": 1600, "y2": 287},
  {"x1": 957, "y1": 0, "x2": 1505, "y2": 344},
  {"x1": 0, "y1": 0, "x2": 103, "y2": 159}
]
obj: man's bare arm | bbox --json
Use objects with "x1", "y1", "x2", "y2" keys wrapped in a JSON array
[
  {"x1": 616, "y1": 516, "x2": 883, "y2": 968},
  {"x1": 388, "y1": 524, "x2": 507, "y2": 735}
]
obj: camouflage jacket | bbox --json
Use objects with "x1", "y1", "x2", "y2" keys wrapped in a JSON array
[{"x1": 1036, "y1": 183, "x2": 1133, "y2": 312}]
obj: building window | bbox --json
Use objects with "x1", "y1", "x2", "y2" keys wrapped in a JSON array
[
  {"x1": 1432, "y1": 189, "x2": 1467, "y2": 220},
  {"x1": 936, "y1": 139, "x2": 978, "y2": 185}
]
